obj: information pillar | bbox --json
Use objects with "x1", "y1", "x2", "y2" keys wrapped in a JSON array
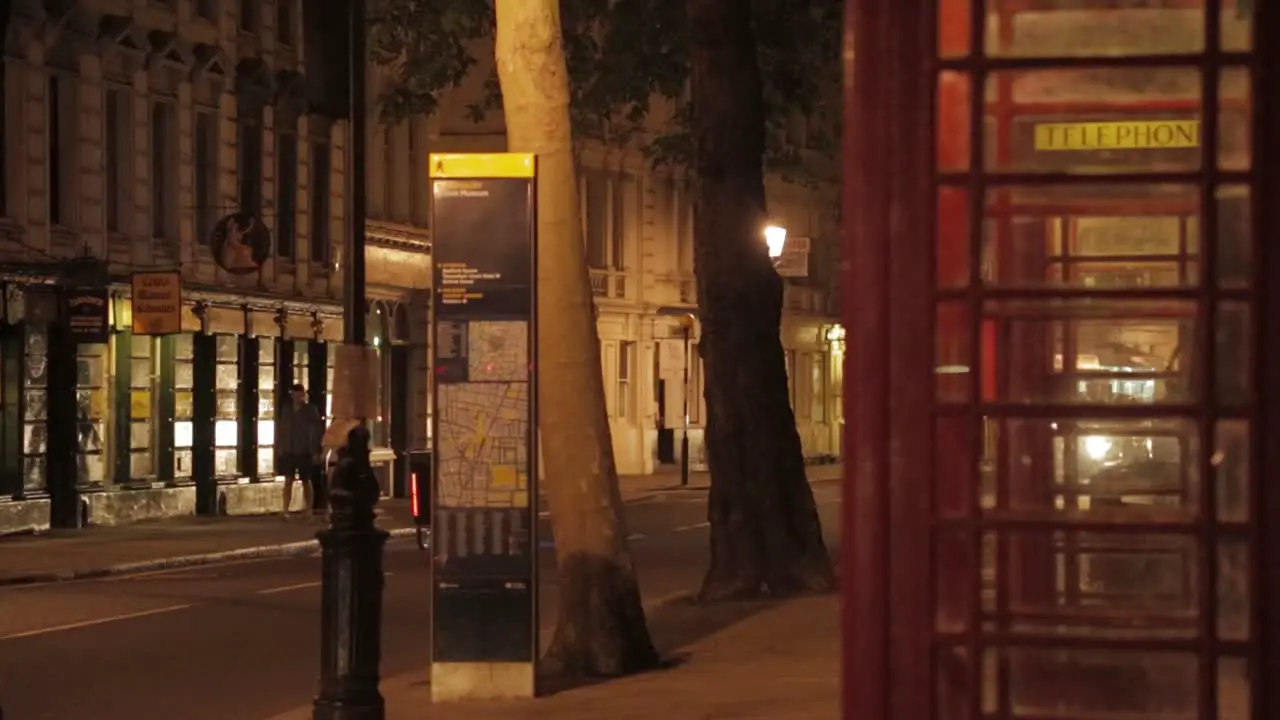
[{"x1": 428, "y1": 153, "x2": 539, "y2": 702}]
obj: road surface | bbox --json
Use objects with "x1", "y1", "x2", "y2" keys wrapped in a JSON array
[{"x1": 0, "y1": 481, "x2": 840, "y2": 720}]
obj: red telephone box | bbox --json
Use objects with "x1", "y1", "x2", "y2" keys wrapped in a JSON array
[{"x1": 842, "y1": 1, "x2": 1274, "y2": 718}]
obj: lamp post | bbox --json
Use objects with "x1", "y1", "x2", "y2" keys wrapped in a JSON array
[
  {"x1": 312, "y1": 0, "x2": 388, "y2": 716},
  {"x1": 764, "y1": 224, "x2": 788, "y2": 263},
  {"x1": 678, "y1": 314, "x2": 694, "y2": 487}
]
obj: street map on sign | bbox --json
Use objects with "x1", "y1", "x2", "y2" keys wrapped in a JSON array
[
  {"x1": 436, "y1": 382, "x2": 530, "y2": 508},
  {"x1": 466, "y1": 320, "x2": 528, "y2": 382}
]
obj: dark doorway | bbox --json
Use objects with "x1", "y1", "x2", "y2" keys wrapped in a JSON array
[{"x1": 656, "y1": 378, "x2": 674, "y2": 464}]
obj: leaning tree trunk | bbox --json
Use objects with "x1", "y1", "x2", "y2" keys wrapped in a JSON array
[
  {"x1": 687, "y1": 0, "x2": 836, "y2": 601},
  {"x1": 493, "y1": 0, "x2": 660, "y2": 676}
]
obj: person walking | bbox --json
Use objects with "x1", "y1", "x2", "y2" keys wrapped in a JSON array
[{"x1": 279, "y1": 383, "x2": 324, "y2": 520}]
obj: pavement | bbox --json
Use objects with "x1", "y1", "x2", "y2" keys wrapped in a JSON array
[
  {"x1": 0, "y1": 474, "x2": 842, "y2": 720},
  {"x1": 274, "y1": 595, "x2": 839, "y2": 720},
  {"x1": 0, "y1": 465, "x2": 841, "y2": 586}
]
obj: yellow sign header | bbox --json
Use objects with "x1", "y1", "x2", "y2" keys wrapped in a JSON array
[
  {"x1": 429, "y1": 153, "x2": 536, "y2": 178},
  {"x1": 1034, "y1": 120, "x2": 1200, "y2": 151}
]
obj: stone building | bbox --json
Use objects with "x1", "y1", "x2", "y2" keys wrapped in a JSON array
[{"x1": 0, "y1": 0, "x2": 840, "y2": 534}]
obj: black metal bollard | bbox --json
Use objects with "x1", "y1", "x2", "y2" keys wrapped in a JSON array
[{"x1": 313, "y1": 424, "x2": 388, "y2": 720}]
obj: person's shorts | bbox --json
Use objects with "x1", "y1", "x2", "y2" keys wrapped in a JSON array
[{"x1": 280, "y1": 453, "x2": 312, "y2": 480}]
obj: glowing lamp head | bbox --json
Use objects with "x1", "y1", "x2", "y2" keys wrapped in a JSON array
[{"x1": 764, "y1": 225, "x2": 788, "y2": 259}]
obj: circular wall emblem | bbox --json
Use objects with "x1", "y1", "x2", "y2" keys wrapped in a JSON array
[{"x1": 211, "y1": 212, "x2": 271, "y2": 275}]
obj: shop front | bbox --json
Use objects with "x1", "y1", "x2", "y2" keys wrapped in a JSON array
[{"x1": 0, "y1": 281, "x2": 356, "y2": 534}]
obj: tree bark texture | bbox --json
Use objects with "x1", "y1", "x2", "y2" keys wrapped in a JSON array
[
  {"x1": 686, "y1": 0, "x2": 836, "y2": 601},
  {"x1": 493, "y1": 0, "x2": 659, "y2": 677}
]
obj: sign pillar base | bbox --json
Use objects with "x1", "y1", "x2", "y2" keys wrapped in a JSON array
[{"x1": 431, "y1": 663, "x2": 535, "y2": 702}]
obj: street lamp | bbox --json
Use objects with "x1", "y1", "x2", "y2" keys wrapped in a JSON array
[
  {"x1": 764, "y1": 224, "x2": 788, "y2": 260},
  {"x1": 313, "y1": 0, "x2": 388, "y2": 717}
]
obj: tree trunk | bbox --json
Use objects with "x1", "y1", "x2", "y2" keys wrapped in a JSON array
[
  {"x1": 686, "y1": 0, "x2": 836, "y2": 601},
  {"x1": 493, "y1": 0, "x2": 660, "y2": 676}
]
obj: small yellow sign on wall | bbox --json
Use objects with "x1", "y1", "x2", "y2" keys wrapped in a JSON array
[{"x1": 1034, "y1": 120, "x2": 1200, "y2": 151}]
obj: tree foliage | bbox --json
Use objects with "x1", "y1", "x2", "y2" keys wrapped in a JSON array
[{"x1": 367, "y1": 0, "x2": 841, "y2": 180}]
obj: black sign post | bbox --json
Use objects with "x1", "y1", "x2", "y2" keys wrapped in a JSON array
[
  {"x1": 66, "y1": 288, "x2": 110, "y2": 344},
  {"x1": 428, "y1": 153, "x2": 538, "y2": 702}
]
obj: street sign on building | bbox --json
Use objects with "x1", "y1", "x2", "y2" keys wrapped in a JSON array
[
  {"x1": 775, "y1": 235, "x2": 811, "y2": 278},
  {"x1": 131, "y1": 272, "x2": 182, "y2": 335},
  {"x1": 66, "y1": 288, "x2": 109, "y2": 344},
  {"x1": 428, "y1": 153, "x2": 538, "y2": 702}
]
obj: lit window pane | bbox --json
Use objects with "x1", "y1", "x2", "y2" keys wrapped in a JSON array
[
  {"x1": 1218, "y1": 540, "x2": 1250, "y2": 641},
  {"x1": 981, "y1": 299, "x2": 1196, "y2": 405},
  {"x1": 214, "y1": 420, "x2": 238, "y2": 447},
  {"x1": 985, "y1": 2, "x2": 1205, "y2": 57},
  {"x1": 174, "y1": 421, "x2": 194, "y2": 448},
  {"x1": 982, "y1": 185, "x2": 1199, "y2": 289},
  {"x1": 996, "y1": 648, "x2": 1196, "y2": 716},
  {"x1": 1221, "y1": 1, "x2": 1252, "y2": 52},
  {"x1": 258, "y1": 420, "x2": 275, "y2": 446},
  {"x1": 1215, "y1": 420, "x2": 1249, "y2": 523}
]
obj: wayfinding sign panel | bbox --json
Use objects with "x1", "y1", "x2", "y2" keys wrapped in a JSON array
[{"x1": 428, "y1": 153, "x2": 538, "y2": 702}]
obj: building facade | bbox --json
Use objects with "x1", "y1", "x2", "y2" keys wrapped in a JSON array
[
  {"x1": 393, "y1": 46, "x2": 846, "y2": 478},
  {"x1": 0, "y1": 0, "x2": 432, "y2": 534},
  {"x1": 0, "y1": 0, "x2": 839, "y2": 534}
]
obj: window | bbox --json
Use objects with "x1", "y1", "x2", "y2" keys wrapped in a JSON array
[
  {"x1": 310, "y1": 136, "x2": 331, "y2": 263},
  {"x1": 810, "y1": 352, "x2": 826, "y2": 423},
  {"x1": 23, "y1": 329, "x2": 48, "y2": 493},
  {"x1": 618, "y1": 341, "x2": 634, "y2": 420},
  {"x1": 173, "y1": 335, "x2": 195, "y2": 478},
  {"x1": 292, "y1": 341, "x2": 309, "y2": 408},
  {"x1": 277, "y1": 0, "x2": 295, "y2": 45},
  {"x1": 151, "y1": 102, "x2": 178, "y2": 241},
  {"x1": 214, "y1": 335, "x2": 240, "y2": 478},
  {"x1": 239, "y1": 0, "x2": 257, "y2": 32},
  {"x1": 237, "y1": 109, "x2": 264, "y2": 213},
  {"x1": 257, "y1": 342, "x2": 276, "y2": 477},
  {"x1": 196, "y1": 0, "x2": 217, "y2": 21},
  {"x1": 194, "y1": 110, "x2": 219, "y2": 245},
  {"x1": 48, "y1": 75, "x2": 77, "y2": 227},
  {"x1": 129, "y1": 337, "x2": 156, "y2": 478},
  {"x1": 582, "y1": 169, "x2": 633, "y2": 270},
  {"x1": 75, "y1": 344, "x2": 107, "y2": 486},
  {"x1": 276, "y1": 120, "x2": 298, "y2": 257},
  {"x1": 675, "y1": 181, "x2": 694, "y2": 274},
  {"x1": 105, "y1": 88, "x2": 131, "y2": 234},
  {"x1": 583, "y1": 169, "x2": 608, "y2": 268},
  {"x1": 325, "y1": 343, "x2": 336, "y2": 420},
  {"x1": 408, "y1": 118, "x2": 426, "y2": 226},
  {"x1": 611, "y1": 174, "x2": 635, "y2": 270}
]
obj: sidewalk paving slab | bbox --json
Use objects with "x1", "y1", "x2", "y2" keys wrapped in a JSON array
[{"x1": 269, "y1": 594, "x2": 839, "y2": 720}]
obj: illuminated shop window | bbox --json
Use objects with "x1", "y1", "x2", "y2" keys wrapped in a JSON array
[
  {"x1": 129, "y1": 337, "x2": 157, "y2": 478},
  {"x1": 75, "y1": 343, "x2": 107, "y2": 485},
  {"x1": 173, "y1": 334, "x2": 195, "y2": 478},
  {"x1": 214, "y1": 335, "x2": 239, "y2": 477},
  {"x1": 257, "y1": 341, "x2": 276, "y2": 477},
  {"x1": 22, "y1": 327, "x2": 47, "y2": 492}
]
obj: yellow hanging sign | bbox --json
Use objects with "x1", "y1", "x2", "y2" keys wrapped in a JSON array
[{"x1": 1034, "y1": 120, "x2": 1200, "y2": 151}]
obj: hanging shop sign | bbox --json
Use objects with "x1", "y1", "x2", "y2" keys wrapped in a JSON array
[
  {"x1": 428, "y1": 152, "x2": 538, "y2": 702},
  {"x1": 1034, "y1": 120, "x2": 1200, "y2": 152},
  {"x1": 131, "y1": 272, "x2": 183, "y2": 335},
  {"x1": 66, "y1": 288, "x2": 110, "y2": 344}
]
